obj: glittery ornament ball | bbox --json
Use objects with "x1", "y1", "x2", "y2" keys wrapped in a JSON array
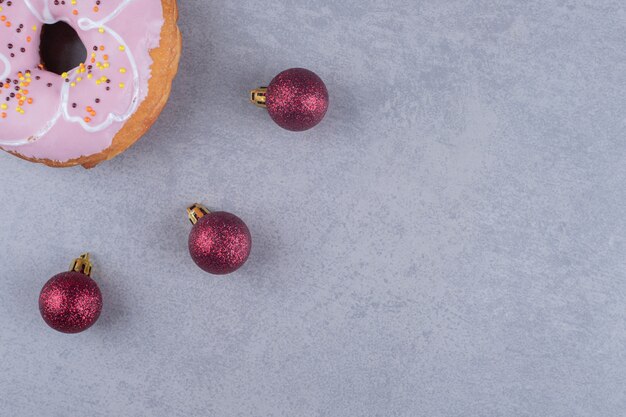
[
  {"x1": 39, "y1": 272, "x2": 103, "y2": 334},
  {"x1": 266, "y1": 68, "x2": 329, "y2": 132},
  {"x1": 188, "y1": 211, "x2": 252, "y2": 275}
]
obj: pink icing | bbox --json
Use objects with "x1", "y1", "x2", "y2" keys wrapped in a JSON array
[{"x1": 0, "y1": 0, "x2": 164, "y2": 162}]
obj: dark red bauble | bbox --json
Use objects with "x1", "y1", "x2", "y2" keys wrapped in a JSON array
[
  {"x1": 188, "y1": 211, "x2": 252, "y2": 275},
  {"x1": 39, "y1": 271, "x2": 102, "y2": 334},
  {"x1": 266, "y1": 68, "x2": 329, "y2": 132}
]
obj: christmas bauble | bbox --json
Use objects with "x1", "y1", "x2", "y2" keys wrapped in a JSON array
[
  {"x1": 187, "y1": 205, "x2": 252, "y2": 275},
  {"x1": 251, "y1": 68, "x2": 329, "y2": 131},
  {"x1": 39, "y1": 264, "x2": 102, "y2": 334}
]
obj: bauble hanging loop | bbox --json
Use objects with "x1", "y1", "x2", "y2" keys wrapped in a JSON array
[
  {"x1": 70, "y1": 253, "x2": 92, "y2": 276},
  {"x1": 39, "y1": 253, "x2": 103, "y2": 334},
  {"x1": 187, "y1": 203, "x2": 252, "y2": 275},
  {"x1": 250, "y1": 68, "x2": 329, "y2": 132}
]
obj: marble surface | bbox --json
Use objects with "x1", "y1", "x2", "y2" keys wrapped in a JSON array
[{"x1": 1, "y1": 1, "x2": 625, "y2": 416}]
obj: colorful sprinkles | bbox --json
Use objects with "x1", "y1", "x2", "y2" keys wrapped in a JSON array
[{"x1": 0, "y1": 0, "x2": 132, "y2": 125}]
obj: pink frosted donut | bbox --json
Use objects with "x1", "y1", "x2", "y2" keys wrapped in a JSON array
[{"x1": 0, "y1": 0, "x2": 180, "y2": 167}]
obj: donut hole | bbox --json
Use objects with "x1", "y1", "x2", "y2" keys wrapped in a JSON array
[{"x1": 39, "y1": 22, "x2": 87, "y2": 76}]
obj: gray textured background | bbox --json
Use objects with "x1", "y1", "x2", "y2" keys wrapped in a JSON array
[{"x1": 1, "y1": 1, "x2": 625, "y2": 416}]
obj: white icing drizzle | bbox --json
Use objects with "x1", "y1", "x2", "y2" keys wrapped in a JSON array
[
  {"x1": 42, "y1": 0, "x2": 54, "y2": 22},
  {"x1": 23, "y1": 0, "x2": 53, "y2": 24},
  {"x1": 0, "y1": 53, "x2": 10, "y2": 81},
  {"x1": 61, "y1": 17, "x2": 140, "y2": 133},
  {"x1": 91, "y1": 0, "x2": 135, "y2": 26},
  {"x1": 0, "y1": 101, "x2": 63, "y2": 147}
]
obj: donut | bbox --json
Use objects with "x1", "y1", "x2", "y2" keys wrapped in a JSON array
[{"x1": 0, "y1": 0, "x2": 181, "y2": 168}]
